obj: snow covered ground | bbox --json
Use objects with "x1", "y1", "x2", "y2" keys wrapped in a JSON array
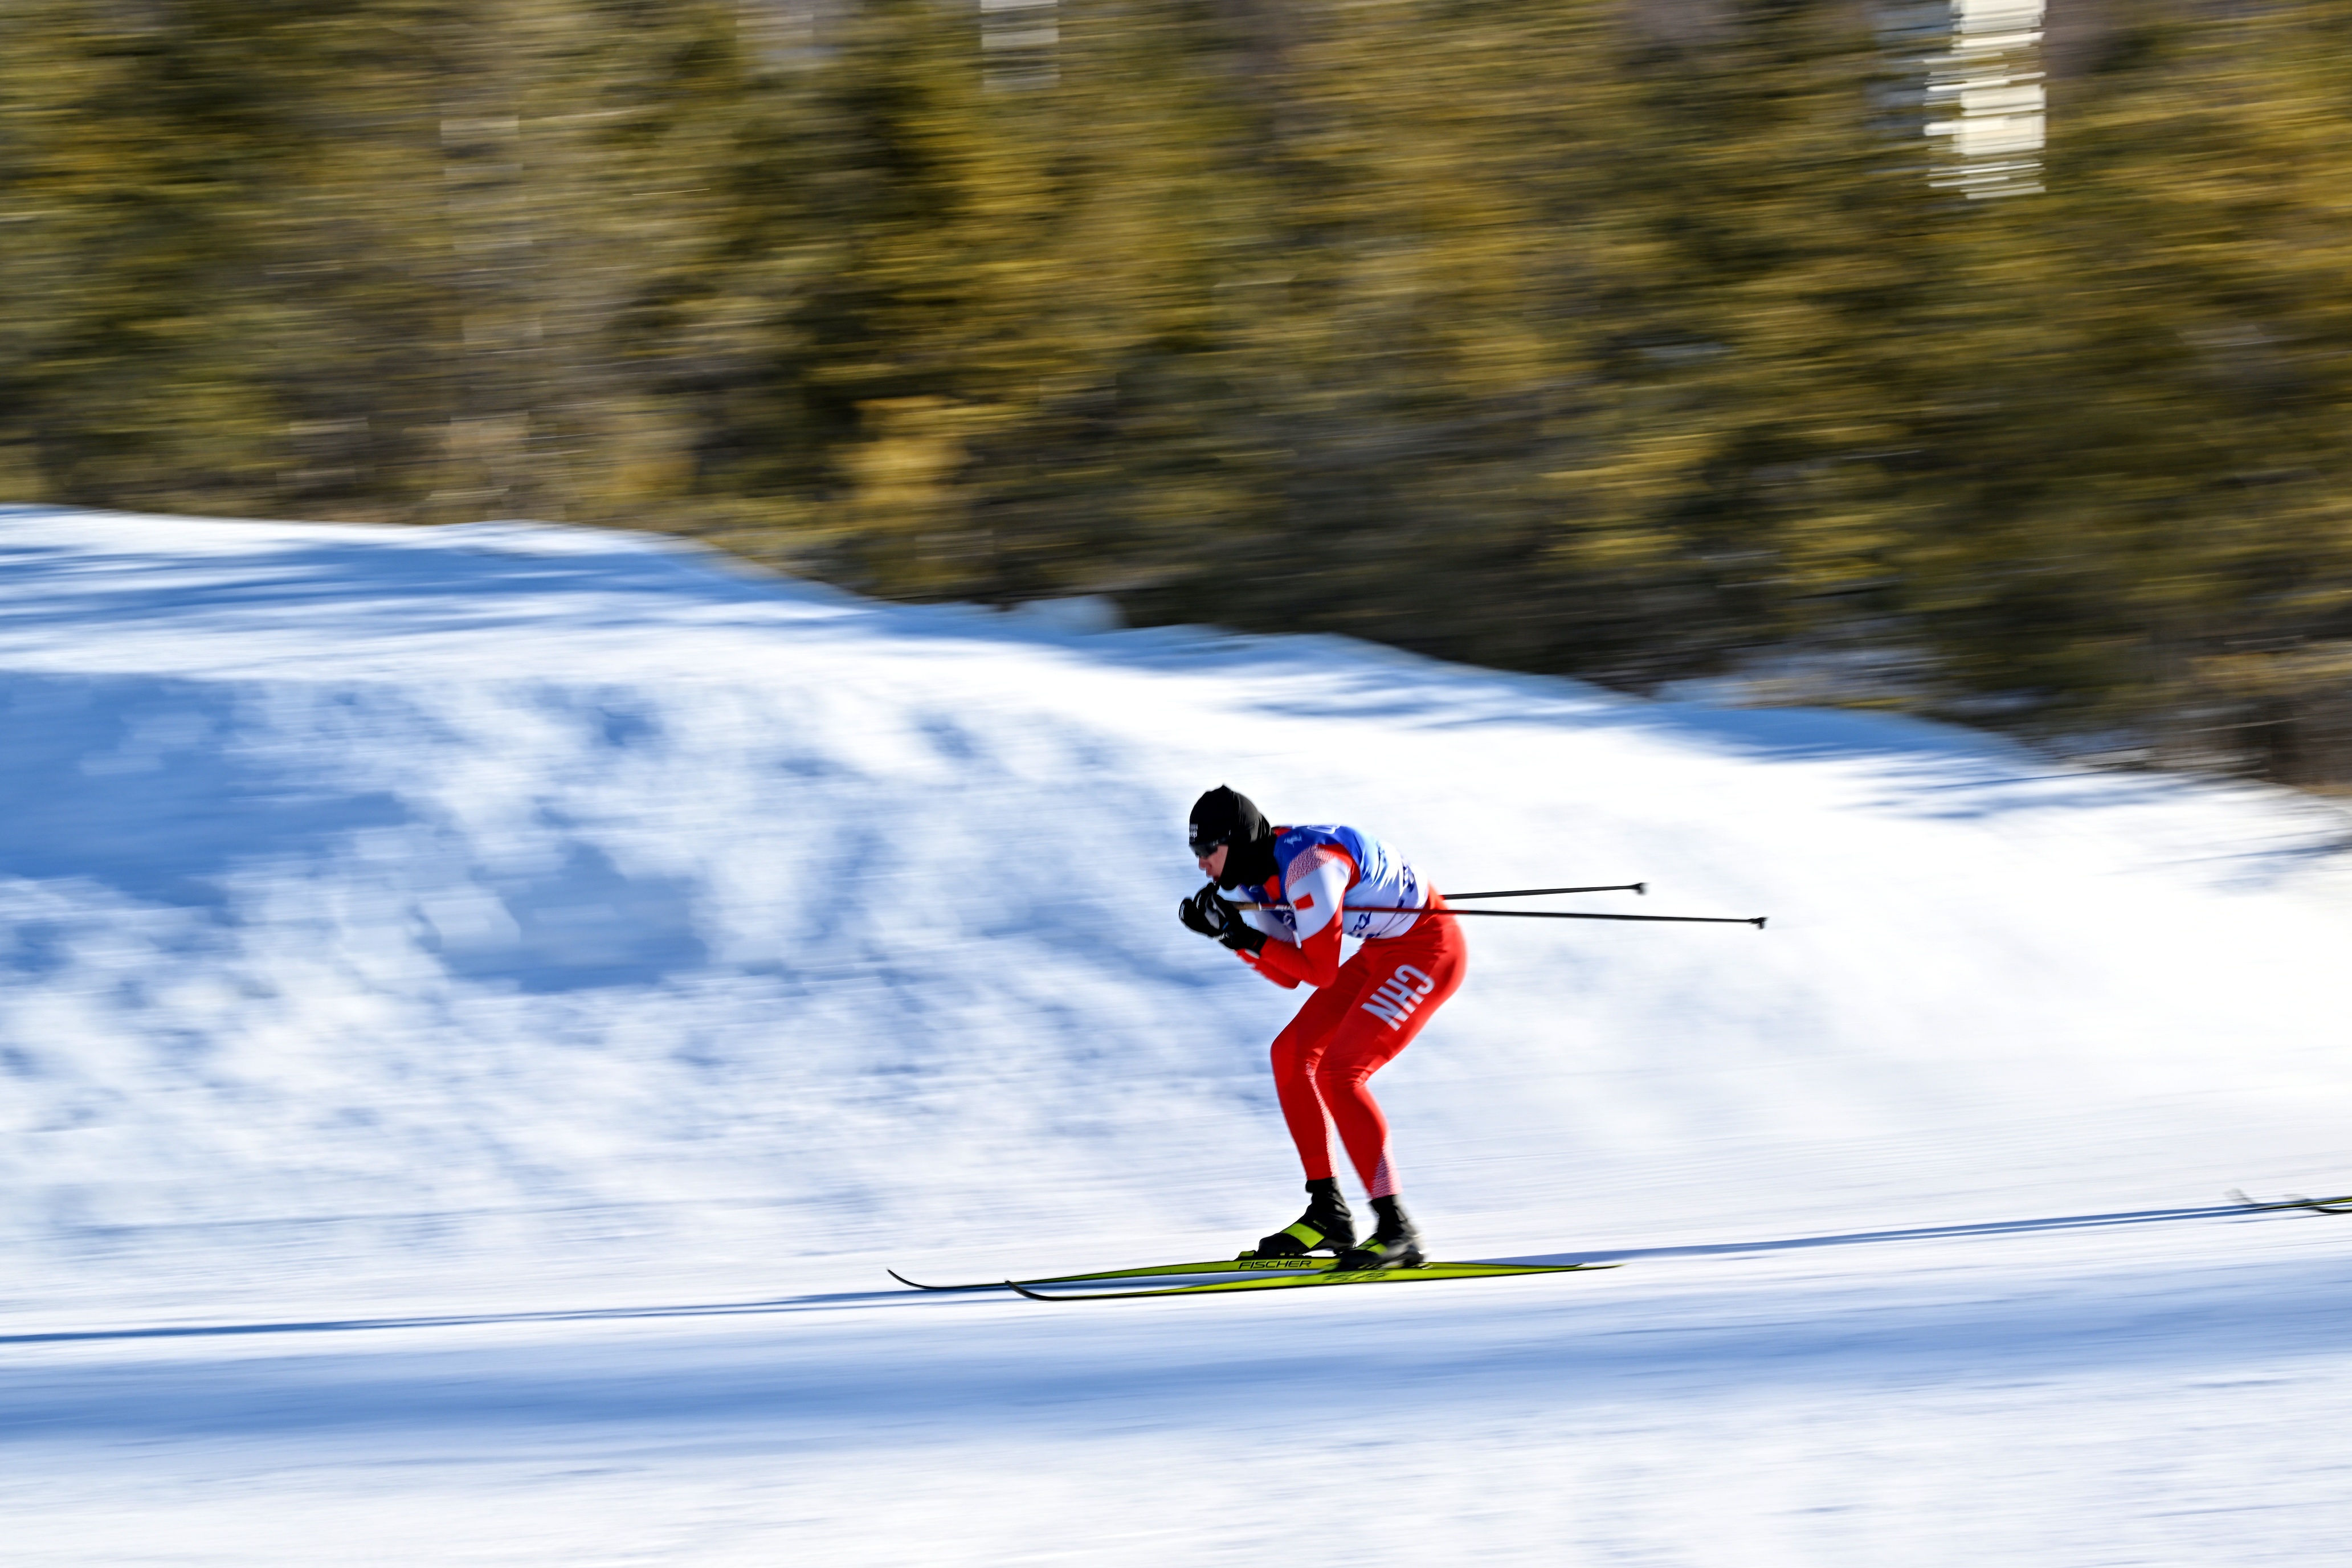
[{"x1": 3, "y1": 505, "x2": 2349, "y2": 1565}]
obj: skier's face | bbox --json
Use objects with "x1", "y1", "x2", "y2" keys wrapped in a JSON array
[{"x1": 1197, "y1": 844, "x2": 1229, "y2": 881}]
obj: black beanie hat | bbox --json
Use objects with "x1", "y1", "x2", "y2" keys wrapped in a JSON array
[{"x1": 1189, "y1": 786, "x2": 1277, "y2": 891}]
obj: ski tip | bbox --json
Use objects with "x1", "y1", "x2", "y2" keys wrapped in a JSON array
[
  {"x1": 1005, "y1": 1280, "x2": 1063, "y2": 1302},
  {"x1": 2224, "y1": 1188, "x2": 2352, "y2": 1215},
  {"x1": 887, "y1": 1268, "x2": 998, "y2": 1291}
]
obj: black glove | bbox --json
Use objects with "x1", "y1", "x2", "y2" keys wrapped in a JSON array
[
  {"x1": 1178, "y1": 884, "x2": 1222, "y2": 938},
  {"x1": 1179, "y1": 883, "x2": 1266, "y2": 955}
]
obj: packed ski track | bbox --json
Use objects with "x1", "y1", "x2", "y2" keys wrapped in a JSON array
[{"x1": 3, "y1": 506, "x2": 2349, "y2": 1566}]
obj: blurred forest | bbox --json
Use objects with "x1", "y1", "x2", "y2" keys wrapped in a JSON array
[{"x1": 5, "y1": 0, "x2": 2351, "y2": 782}]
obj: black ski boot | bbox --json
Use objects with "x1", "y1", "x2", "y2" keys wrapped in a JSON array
[
  {"x1": 1334, "y1": 1195, "x2": 1424, "y2": 1270},
  {"x1": 1244, "y1": 1177, "x2": 1355, "y2": 1259}
]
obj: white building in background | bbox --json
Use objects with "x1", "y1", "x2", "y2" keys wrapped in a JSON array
[
  {"x1": 981, "y1": 0, "x2": 1059, "y2": 89},
  {"x1": 1925, "y1": 0, "x2": 2047, "y2": 197}
]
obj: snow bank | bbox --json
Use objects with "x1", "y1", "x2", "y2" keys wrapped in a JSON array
[{"x1": 2, "y1": 507, "x2": 2347, "y2": 1314}]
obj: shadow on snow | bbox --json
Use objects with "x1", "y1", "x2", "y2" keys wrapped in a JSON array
[{"x1": 0, "y1": 1201, "x2": 2269, "y2": 1350}]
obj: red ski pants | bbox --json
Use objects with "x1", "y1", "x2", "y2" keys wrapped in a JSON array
[{"x1": 1268, "y1": 912, "x2": 1466, "y2": 1199}]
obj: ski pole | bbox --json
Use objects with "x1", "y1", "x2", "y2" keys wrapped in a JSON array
[
  {"x1": 1442, "y1": 883, "x2": 1646, "y2": 900},
  {"x1": 1239, "y1": 900, "x2": 1766, "y2": 929},
  {"x1": 1418, "y1": 909, "x2": 1766, "y2": 929}
]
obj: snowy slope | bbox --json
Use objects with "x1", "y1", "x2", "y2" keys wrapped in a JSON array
[{"x1": 4, "y1": 507, "x2": 2350, "y2": 1566}]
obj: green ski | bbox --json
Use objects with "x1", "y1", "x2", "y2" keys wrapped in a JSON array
[
  {"x1": 1007, "y1": 1260, "x2": 1617, "y2": 1301},
  {"x1": 888, "y1": 1256, "x2": 1358, "y2": 1292}
]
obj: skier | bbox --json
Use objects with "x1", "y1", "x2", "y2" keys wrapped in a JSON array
[{"x1": 1179, "y1": 785, "x2": 1465, "y2": 1269}]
